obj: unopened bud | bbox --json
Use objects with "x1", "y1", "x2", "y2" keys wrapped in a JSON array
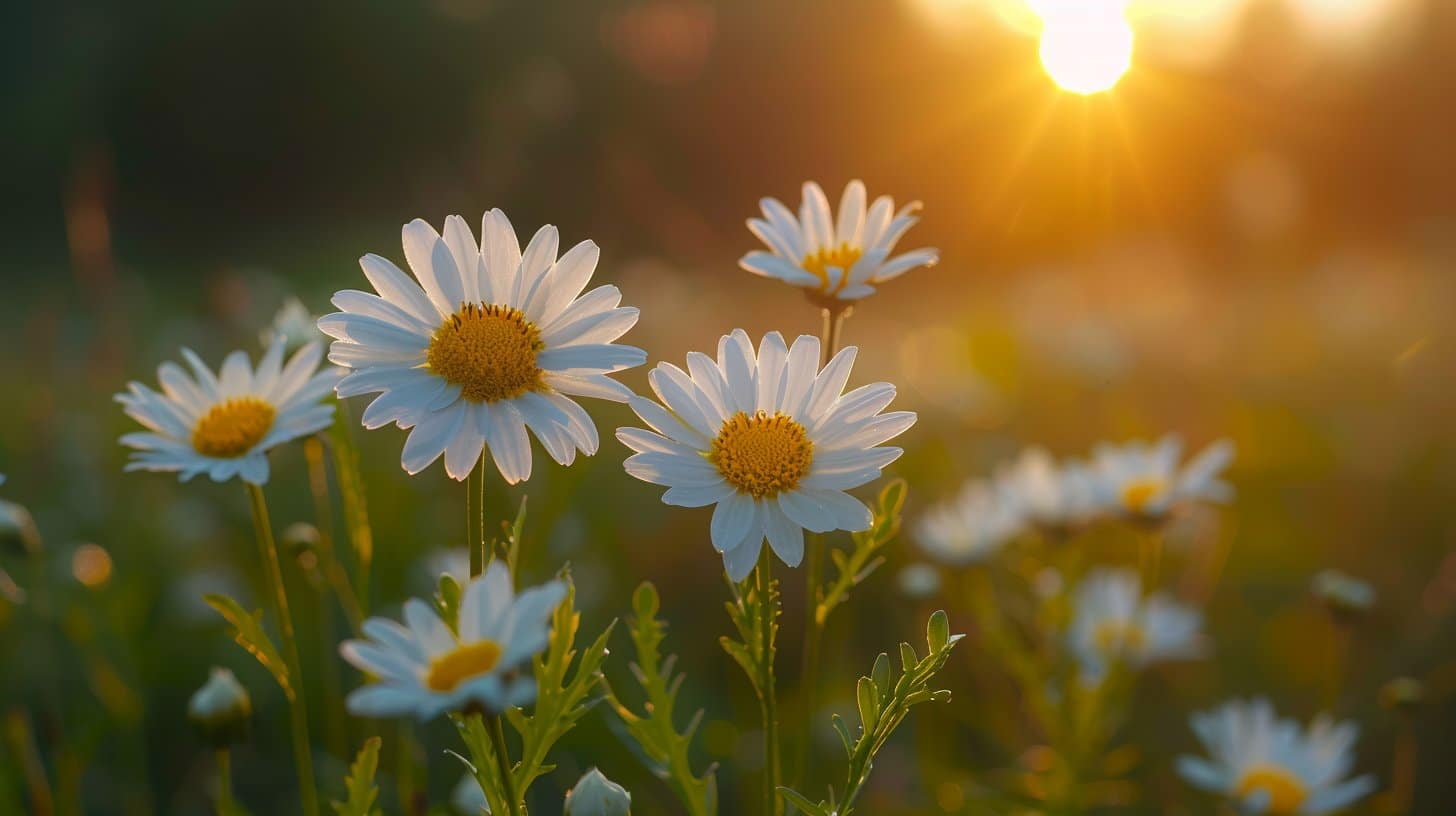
[
  {"x1": 564, "y1": 768, "x2": 631, "y2": 816},
  {"x1": 188, "y1": 668, "x2": 252, "y2": 747}
]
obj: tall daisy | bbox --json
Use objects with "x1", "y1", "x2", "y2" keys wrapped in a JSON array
[
  {"x1": 1089, "y1": 435, "x2": 1235, "y2": 520},
  {"x1": 617, "y1": 330, "x2": 915, "y2": 581},
  {"x1": 340, "y1": 561, "x2": 566, "y2": 720},
  {"x1": 741, "y1": 180, "x2": 938, "y2": 304},
  {"x1": 1178, "y1": 698, "x2": 1377, "y2": 815},
  {"x1": 318, "y1": 211, "x2": 646, "y2": 483},
  {"x1": 1068, "y1": 568, "x2": 1204, "y2": 679},
  {"x1": 116, "y1": 339, "x2": 340, "y2": 485},
  {"x1": 915, "y1": 479, "x2": 1023, "y2": 567}
]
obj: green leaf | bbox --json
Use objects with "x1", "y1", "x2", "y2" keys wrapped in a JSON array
[
  {"x1": 203, "y1": 593, "x2": 290, "y2": 696},
  {"x1": 777, "y1": 787, "x2": 833, "y2": 816},
  {"x1": 816, "y1": 479, "x2": 909, "y2": 627},
  {"x1": 331, "y1": 737, "x2": 382, "y2": 816},
  {"x1": 606, "y1": 581, "x2": 718, "y2": 816},
  {"x1": 928, "y1": 610, "x2": 950, "y2": 653},
  {"x1": 435, "y1": 573, "x2": 462, "y2": 634}
]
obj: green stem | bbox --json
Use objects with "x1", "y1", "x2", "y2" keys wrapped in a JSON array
[
  {"x1": 328, "y1": 398, "x2": 373, "y2": 617},
  {"x1": 468, "y1": 466, "x2": 483, "y2": 580},
  {"x1": 487, "y1": 715, "x2": 522, "y2": 816},
  {"x1": 215, "y1": 749, "x2": 234, "y2": 815},
  {"x1": 304, "y1": 436, "x2": 363, "y2": 632},
  {"x1": 245, "y1": 483, "x2": 319, "y2": 816},
  {"x1": 755, "y1": 546, "x2": 783, "y2": 816}
]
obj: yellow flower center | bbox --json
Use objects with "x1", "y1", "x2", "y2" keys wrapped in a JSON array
[
  {"x1": 801, "y1": 243, "x2": 863, "y2": 295},
  {"x1": 710, "y1": 411, "x2": 814, "y2": 499},
  {"x1": 1093, "y1": 620, "x2": 1147, "y2": 657},
  {"x1": 426, "y1": 304, "x2": 545, "y2": 403},
  {"x1": 191, "y1": 397, "x2": 277, "y2": 458},
  {"x1": 1120, "y1": 478, "x2": 1165, "y2": 513},
  {"x1": 1234, "y1": 764, "x2": 1308, "y2": 815},
  {"x1": 425, "y1": 640, "x2": 503, "y2": 692}
]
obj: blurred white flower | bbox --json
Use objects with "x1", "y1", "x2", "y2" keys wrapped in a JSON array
[
  {"x1": 1069, "y1": 568, "x2": 1204, "y2": 679},
  {"x1": 1311, "y1": 569, "x2": 1376, "y2": 617},
  {"x1": 915, "y1": 479, "x2": 1023, "y2": 567},
  {"x1": 564, "y1": 768, "x2": 632, "y2": 816},
  {"x1": 116, "y1": 339, "x2": 340, "y2": 484},
  {"x1": 618, "y1": 330, "x2": 914, "y2": 581},
  {"x1": 741, "y1": 180, "x2": 938, "y2": 303},
  {"x1": 993, "y1": 447, "x2": 1100, "y2": 530},
  {"x1": 263, "y1": 296, "x2": 323, "y2": 352},
  {"x1": 451, "y1": 773, "x2": 490, "y2": 814},
  {"x1": 1178, "y1": 698, "x2": 1376, "y2": 815},
  {"x1": 340, "y1": 562, "x2": 566, "y2": 719},
  {"x1": 896, "y1": 562, "x2": 943, "y2": 599},
  {"x1": 1089, "y1": 435, "x2": 1235, "y2": 519},
  {"x1": 319, "y1": 211, "x2": 645, "y2": 483}
]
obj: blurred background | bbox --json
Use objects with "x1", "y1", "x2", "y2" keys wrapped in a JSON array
[{"x1": 2, "y1": 0, "x2": 1454, "y2": 813}]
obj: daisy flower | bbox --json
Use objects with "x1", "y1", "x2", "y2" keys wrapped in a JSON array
[
  {"x1": 340, "y1": 561, "x2": 566, "y2": 720},
  {"x1": 262, "y1": 296, "x2": 323, "y2": 352},
  {"x1": 915, "y1": 479, "x2": 1023, "y2": 567},
  {"x1": 1069, "y1": 568, "x2": 1204, "y2": 679},
  {"x1": 741, "y1": 180, "x2": 938, "y2": 304},
  {"x1": 1178, "y1": 698, "x2": 1377, "y2": 815},
  {"x1": 617, "y1": 330, "x2": 915, "y2": 581},
  {"x1": 318, "y1": 211, "x2": 646, "y2": 483},
  {"x1": 1089, "y1": 435, "x2": 1235, "y2": 519},
  {"x1": 116, "y1": 339, "x2": 340, "y2": 485},
  {"x1": 993, "y1": 447, "x2": 1100, "y2": 531}
]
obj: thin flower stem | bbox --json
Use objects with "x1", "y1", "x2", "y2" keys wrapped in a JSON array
[
  {"x1": 755, "y1": 545, "x2": 783, "y2": 816},
  {"x1": 487, "y1": 715, "x2": 522, "y2": 816},
  {"x1": 468, "y1": 466, "x2": 483, "y2": 579},
  {"x1": 304, "y1": 436, "x2": 363, "y2": 632},
  {"x1": 215, "y1": 748, "x2": 234, "y2": 815},
  {"x1": 794, "y1": 304, "x2": 850, "y2": 787},
  {"x1": 245, "y1": 482, "x2": 319, "y2": 816},
  {"x1": 328, "y1": 398, "x2": 374, "y2": 617}
]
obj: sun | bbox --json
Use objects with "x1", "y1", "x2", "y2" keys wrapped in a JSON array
[{"x1": 1034, "y1": 5, "x2": 1135, "y2": 95}]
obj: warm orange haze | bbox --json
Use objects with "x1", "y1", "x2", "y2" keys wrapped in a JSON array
[{"x1": 1, "y1": 0, "x2": 1453, "y2": 814}]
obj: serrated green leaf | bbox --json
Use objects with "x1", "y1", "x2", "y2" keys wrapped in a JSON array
[
  {"x1": 331, "y1": 737, "x2": 382, "y2": 816},
  {"x1": 778, "y1": 787, "x2": 832, "y2": 816},
  {"x1": 203, "y1": 593, "x2": 290, "y2": 696}
]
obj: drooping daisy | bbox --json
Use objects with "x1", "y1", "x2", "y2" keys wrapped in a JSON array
[
  {"x1": 262, "y1": 296, "x2": 322, "y2": 352},
  {"x1": 1178, "y1": 699, "x2": 1377, "y2": 815},
  {"x1": 340, "y1": 561, "x2": 566, "y2": 720},
  {"x1": 1089, "y1": 435, "x2": 1235, "y2": 520},
  {"x1": 915, "y1": 479, "x2": 1023, "y2": 567},
  {"x1": 617, "y1": 330, "x2": 915, "y2": 581},
  {"x1": 318, "y1": 212, "x2": 646, "y2": 483},
  {"x1": 993, "y1": 447, "x2": 1100, "y2": 532},
  {"x1": 1069, "y1": 568, "x2": 1204, "y2": 679},
  {"x1": 741, "y1": 180, "x2": 938, "y2": 304},
  {"x1": 116, "y1": 339, "x2": 341, "y2": 485}
]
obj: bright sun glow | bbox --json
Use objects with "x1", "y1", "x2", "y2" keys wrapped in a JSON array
[{"x1": 1033, "y1": 3, "x2": 1135, "y2": 94}]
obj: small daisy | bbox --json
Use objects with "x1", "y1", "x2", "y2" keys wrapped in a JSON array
[
  {"x1": 915, "y1": 479, "x2": 1023, "y2": 567},
  {"x1": 1069, "y1": 568, "x2": 1204, "y2": 678},
  {"x1": 1178, "y1": 698, "x2": 1377, "y2": 815},
  {"x1": 262, "y1": 296, "x2": 323, "y2": 352},
  {"x1": 741, "y1": 180, "x2": 938, "y2": 304},
  {"x1": 617, "y1": 330, "x2": 915, "y2": 581},
  {"x1": 319, "y1": 212, "x2": 646, "y2": 483},
  {"x1": 1089, "y1": 435, "x2": 1235, "y2": 519},
  {"x1": 116, "y1": 339, "x2": 340, "y2": 485},
  {"x1": 993, "y1": 447, "x2": 1100, "y2": 531},
  {"x1": 340, "y1": 561, "x2": 566, "y2": 720}
]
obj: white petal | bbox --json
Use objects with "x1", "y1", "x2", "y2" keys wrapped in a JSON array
[
  {"x1": 481, "y1": 401, "x2": 532, "y2": 484},
  {"x1": 836, "y1": 180, "x2": 866, "y2": 246},
  {"x1": 442, "y1": 404, "x2": 486, "y2": 481},
  {"x1": 514, "y1": 224, "x2": 560, "y2": 307},
  {"x1": 400, "y1": 404, "x2": 465, "y2": 474},
  {"x1": 359, "y1": 253, "x2": 439, "y2": 326},
  {"x1": 481, "y1": 209, "x2": 522, "y2": 303},
  {"x1": 529, "y1": 239, "x2": 599, "y2": 325},
  {"x1": 442, "y1": 214, "x2": 484, "y2": 305},
  {"x1": 401, "y1": 218, "x2": 465, "y2": 316},
  {"x1": 762, "y1": 503, "x2": 804, "y2": 567}
]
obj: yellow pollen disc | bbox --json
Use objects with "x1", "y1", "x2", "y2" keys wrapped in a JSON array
[
  {"x1": 191, "y1": 397, "x2": 277, "y2": 458},
  {"x1": 427, "y1": 304, "x2": 545, "y2": 403},
  {"x1": 801, "y1": 243, "x2": 864, "y2": 295},
  {"x1": 425, "y1": 640, "x2": 503, "y2": 692},
  {"x1": 1120, "y1": 478, "x2": 1164, "y2": 513},
  {"x1": 710, "y1": 411, "x2": 814, "y2": 499},
  {"x1": 1234, "y1": 765, "x2": 1308, "y2": 815},
  {"x1": 1093, "y1": 620, "x2": 1147, "y2": 657}
]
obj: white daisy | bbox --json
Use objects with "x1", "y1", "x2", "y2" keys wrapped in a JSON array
[
  {"x1": 262, "y1": 296, "x2": 323, "y2": 352},
  {"x1": 318, "y1": 211, "x2": 646, "y2": 483},
  {"x1": 1089, "y1": 435, "x2": 1235, "y2": 519},
  {"x1": 915, "y1": 479, "x2": 1023, "y2": 566},
  {"x1": 340, "y1": 561, "x2": 566, "y2": 720},
  {"x1": 617, "y1": 330, "x2": 915, "y2": 581},
  {"x1": 116, "y1": 340, "x2": 340, "y2": 485},
  {"x1": 1178, "y1": 698, "x2": 1377, "y2": 815},
  {"x1": 740, "y1": 180, "x2": 938, "y2": 303},
  {"x1": 993, "y1": 447, "x2": 1100, "y2": 531},
  {"x1": 1069, "y1": 568, "x2": 1204, "y2": 679}
]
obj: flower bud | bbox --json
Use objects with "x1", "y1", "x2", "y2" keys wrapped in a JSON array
[
  {"x1": 282, "y1": 522, "x2": 321, "y2": 557},
  {"x1": 1311, "y1": 569, "x2": 1375, "y2": 622},
  {"x1": 450, "y1": 773, "x2": 491, "y2": 814},
  {"x1": 188, "y1": 668, "x2": 252, "y2": 747},
  {"x1": 564, "y1": 768, "x2": 631, "y2": 816},
  {"x1": 0, "y1": 499, "x2": 42, "y2": 557}
]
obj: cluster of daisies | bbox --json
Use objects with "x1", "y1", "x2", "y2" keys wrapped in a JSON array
[
  {"x1": 109, "y1": 180, "x2": 1376, "y2": 815},
  {"x1": 915, "y1": 436, "x2": 1235, "y2": 566}
]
